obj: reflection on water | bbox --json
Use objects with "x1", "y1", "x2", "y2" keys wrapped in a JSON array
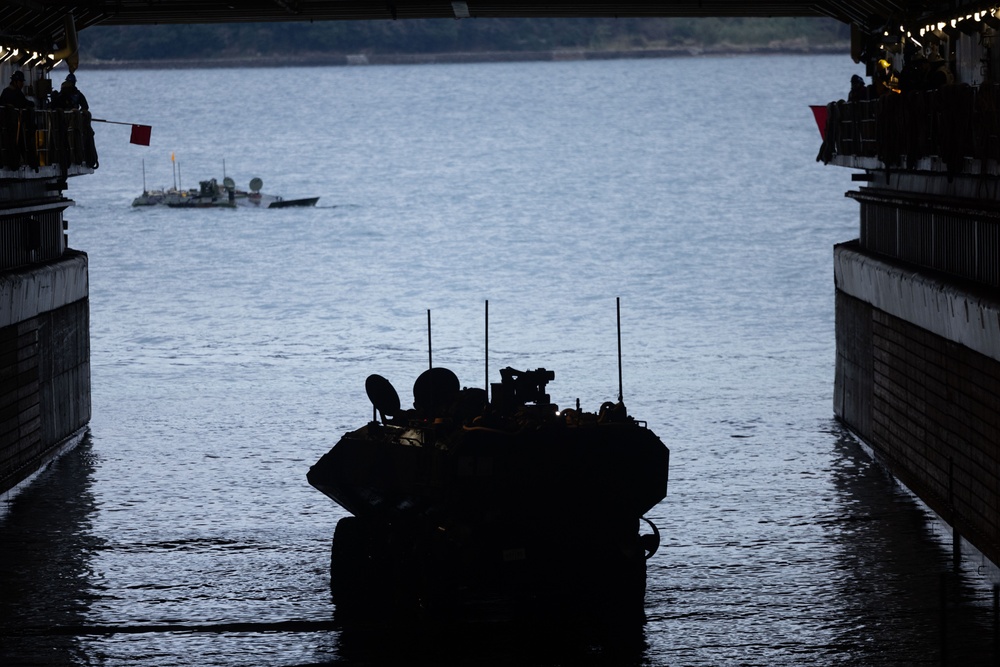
[
  {"x1": 4, "y1": 432, "x2": 999, "y2": 666},
  {"x1": 328, "y1": 618, "x2": 648, "y2": 666},
  {"x1": 825, "y1": 434, "x2": 998, "y2": 666},
  {"x1": 0, "y1": 434, "x2": 102, "y2": 665}
]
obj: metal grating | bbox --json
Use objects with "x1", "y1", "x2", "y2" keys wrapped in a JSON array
[
  {"x1": 0, "y1": 212, "x2": 65, "y2": 272},
  {"x1": 859, "y1": 198, "x2": 1000, "y2": 289}
]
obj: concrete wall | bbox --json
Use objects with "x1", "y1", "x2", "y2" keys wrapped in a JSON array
[
  {"x1": 835, "y1": 241, "x2": 1000, "y2": 565},
  {"x1": 0, "y1": 251, "x2": 90, "y2": 494}
]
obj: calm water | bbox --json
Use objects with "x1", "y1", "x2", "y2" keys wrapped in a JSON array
[{"x1": 2, "y1": 54, "x2": 998, "y2": 666}]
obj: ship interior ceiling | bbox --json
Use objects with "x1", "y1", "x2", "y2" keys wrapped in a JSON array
[{"x1": 2, "y1": 0, "x2": 1000, "y2": 53}]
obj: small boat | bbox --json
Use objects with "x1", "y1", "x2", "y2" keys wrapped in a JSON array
[
  {"x1": 307, "y1": 309, "x2": 670, "y2": 625},
  {"x1": 132, "y1": 176, "x2": 318, "y2": 209}
]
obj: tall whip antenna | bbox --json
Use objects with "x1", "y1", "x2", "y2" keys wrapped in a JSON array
[
  {"x1": 485, "y1": 300, "x2": 489, "y2": 399},
  {"x1": 427, "y1": 309, "x2": 433, "y2": 370},
  {"x1": 617, "y1": 297, "x2": 623, "y2": 403}
]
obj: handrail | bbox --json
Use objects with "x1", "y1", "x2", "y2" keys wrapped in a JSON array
[
  {"x1": 0, "y1": 106, "x2": 98, "y2": 173},
  {"x1": 818, "y1": 83, "x2": 1000, "y2": 175}
]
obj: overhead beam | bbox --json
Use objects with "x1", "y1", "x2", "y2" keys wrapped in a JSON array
[{"x1": 0, "y1": 1, "x2": 986, "y2": 51}]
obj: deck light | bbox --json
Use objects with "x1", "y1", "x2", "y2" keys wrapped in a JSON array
[{"x1": 883, "y1": 23, "x2": 904, "y2": 40}]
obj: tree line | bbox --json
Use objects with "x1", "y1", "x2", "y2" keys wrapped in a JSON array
[{"x1": 80, "y1": 17, "x2": 848, "y2": 62}]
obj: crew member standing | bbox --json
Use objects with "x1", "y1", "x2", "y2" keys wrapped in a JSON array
[
  {"x1": 50, "y1": 71, "x2": 98, "y2": 170},
  {"x1": 0, "y1": 70, "x2": 34, "y2": 108},
  {"x1": 873, "y1": 58, "x2": 900, "y2": 96},
  {"x1": 51, "y1": 72, "x2": 89, "y2": 111}
]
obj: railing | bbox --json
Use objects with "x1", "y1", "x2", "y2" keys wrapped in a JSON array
[
  {"x1": 852, "y1": 190, "x2": 1000, "y2": 288},
  {"x1": 818, "y1": 83, "x2": 1000, "y2": 174},
  {"x1": 0, "y1": 106, "x2": 98, "y2": 173},
  {"x1": 0, "y1": 209, "x2": 66, "y2": 271}
]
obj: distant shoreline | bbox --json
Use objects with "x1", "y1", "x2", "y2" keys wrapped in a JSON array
[{"x1": 79, "y1": 42, "x2": 848, "y2": 70}]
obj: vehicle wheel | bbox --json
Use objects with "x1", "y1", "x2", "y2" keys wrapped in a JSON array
[{"x1": 330, "y1": 516, "x2": 369, "y2": 603}]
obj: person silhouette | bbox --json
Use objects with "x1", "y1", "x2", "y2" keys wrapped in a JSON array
[
  {"x1": 0, "y1": 70, "x2": 34, "y2": 108},
  {"x1": 50, "y1": 72, "x2": 89, "y2": 111}
]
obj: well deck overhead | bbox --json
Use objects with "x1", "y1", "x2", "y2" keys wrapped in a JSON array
[{"x1": 2, "y1": 1, "x2": 994, "y2": 53}]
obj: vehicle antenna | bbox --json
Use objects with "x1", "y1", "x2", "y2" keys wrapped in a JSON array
[
  {"x1": 427, "y1": 309, "x2": 433, "y2": 370},
  {"x1": 171, "y1": 152, "x2": 176, "y2": 191},
  {"x1": 141, "y1": 159, "x2": 146, "y2": 194},
  {"x1": 485, "y1": 300, "x2": 489, "y2": 399},
  {"x1": 617, "y1": 297, "x2": 623, "y2": 403}
]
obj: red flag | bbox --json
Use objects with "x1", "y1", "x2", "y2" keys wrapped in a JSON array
[
  {"x1": 130, "y1": 124, "x2": 152, "y2": 146},
  {"x1": 809, "y1": 105, "x2": 828, "y2": 141}
]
